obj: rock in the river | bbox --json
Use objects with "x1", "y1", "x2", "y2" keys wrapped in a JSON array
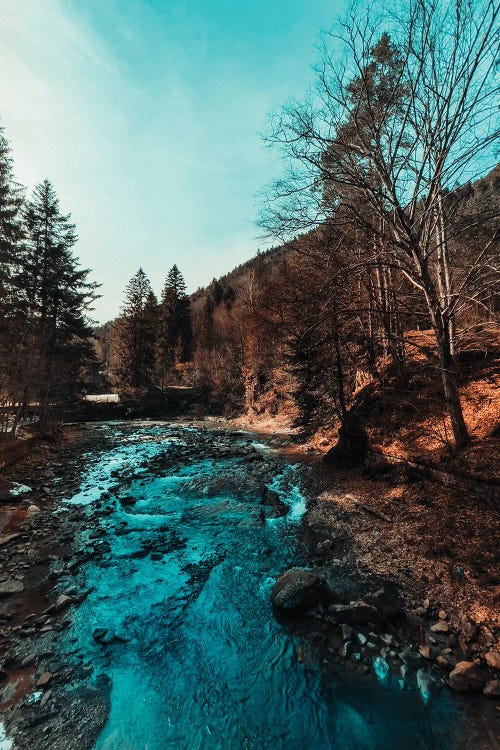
[
  {"x1": 120, "y1": 496, "x2": 136, "y2": 507},
  {"x1": 26, "y1": 505, "x2": 41, "y2": 517},
  {"x1": 372, "y1": 656, "x2": 391, "y2": 687},
  {"x1": 483, "y1": 680, "x2": 500, "y2": 698},
  {"x1": 261, "y1": 488, "x2": 288, "y2": 519},
  {"x1": 93, "y1": 628, "x2": 109, "y2": 643},
  {"x1": 417, "y1": 668, "x2": 437, "y2": 704},
  {"x1": 271, "y1": 569, "x2": 331, "y2": 614},
  {"x1": 0, "y1": 580, "x2": 24, "y2": 597},
  {"x1": 448, "y1": 661, "x2": 486, "y2": 692},
  {"x1": 36, "y1": 672, "x2": 52, "y2": 687},
  {"x1": 54, "y1": 594, "x2": 74, "y2": 612}
]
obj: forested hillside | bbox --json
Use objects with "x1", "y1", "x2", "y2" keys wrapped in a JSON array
[
  {"x1": 188, "y1": 166, "x2": 499, "y2": 460},
  {"x1": 104, "y1": 1, "x2": 498, "y2": 467}
]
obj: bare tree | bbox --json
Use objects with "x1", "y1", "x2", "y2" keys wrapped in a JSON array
[{"x1": 261, "y1": 0, "x2": 499, "y2": 449}]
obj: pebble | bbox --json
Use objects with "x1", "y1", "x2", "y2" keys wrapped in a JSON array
[
  {"x1": 430, "y1": 621, "x2": 449, "y2": 633},
  {"x1": 483, "y1": 680, "x2": 500, "y2": 698},
  {"x1": 36, "y1": 672, "x2": 52, "y2": 687},
  {"x1": 484, "y1": 650, "x2": 500, "y2": 670}
]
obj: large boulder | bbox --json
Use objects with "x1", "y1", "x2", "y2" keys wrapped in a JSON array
[
  {"x1": 261, "y1": 488, "x2": 288, "y2": 519},
  {"x1": 324, "y1": 414, "x2": 369, "y2": 468},
  {"x1": 271, "y1": 569, "x2": 331, "y2": 614},
  {"x1": 449, "y1": 661, "x2": 486, "y2": 692}
]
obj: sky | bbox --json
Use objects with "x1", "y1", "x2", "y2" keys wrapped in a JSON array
[{"x1": 0, "y1": 0, "x2": 346, "y2": 322}]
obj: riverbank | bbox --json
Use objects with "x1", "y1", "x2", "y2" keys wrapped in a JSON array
[{"x1": 0, "y1": 419, "x2": 498, "y2": 748}]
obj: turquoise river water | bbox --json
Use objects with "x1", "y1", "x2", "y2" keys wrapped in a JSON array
[{"x1": 60, "y1": 423, "x2": 483, "y2": 750}]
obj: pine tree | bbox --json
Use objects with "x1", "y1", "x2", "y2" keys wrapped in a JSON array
[
  {"x1": 0, "y1": 127, "x2": 26, "y2": 432},
  {"x1": 0, "y1": 126, "x2": 24, "y2": 314},
  {"x1": 157, "y1": 265, "x2": 193, "y2": 384},
  {"x1": 19, "y1": 180, "x2": 98, "y2": 429},
  {"x1": 111, "y1": 268, "x2": 158, "y2": 391}
]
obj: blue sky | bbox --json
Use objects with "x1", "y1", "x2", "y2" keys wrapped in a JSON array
[{"x1": 1, "y1": 0, "x2": 345, "y2": 321}]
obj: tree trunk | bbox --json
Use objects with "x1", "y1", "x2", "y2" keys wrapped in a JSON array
[
  {"x1": 419, "y1": 262, "x2": 470, "y2": 450},
  {"x1": 436, "y1": 325, "x2": 470, "y2": 449}
]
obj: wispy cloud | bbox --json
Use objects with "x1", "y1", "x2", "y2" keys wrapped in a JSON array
[{"x1": 1, "y1": 0, "x2": 338, "y2": 320}]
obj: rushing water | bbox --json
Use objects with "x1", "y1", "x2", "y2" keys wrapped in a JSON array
[{"x1": 63, "y1": 423, "x2": 478, "y2": 750}]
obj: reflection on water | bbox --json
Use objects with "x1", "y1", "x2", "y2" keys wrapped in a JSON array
[{"x1": 65, "y1": 424, "x2": 474, "y2": 750}]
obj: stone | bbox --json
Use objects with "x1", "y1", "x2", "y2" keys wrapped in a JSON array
[
  {"x1": 436, "y1": 655, "x2": 455, "y2": 671},
  {"x1": 330, "y1": 602, "x2": 380, "y2": 626},
  {"x1": 36, "y1": 672, "x2": 52, "y2": 687},
  {"x1": 483, "y1": 680, "x2": 500, "y2": 698},
  {"x1": 373, "y1": 656, "x2": 391, "y2": 687},
  {"x1": 324, "y1": 414, "x2": 369, "y2": 467},
  {"x1": 261, "y1": 488, "x2": 288, "y2": 519},
  {"x1": 93, "y1": 628, "x2": 109, "y2": 643},
  {"x1": 430, "y1": 621, "x2": 449, "y2": 633},
  {"x1": 419, "y1": 645, "x2": 431, "y2": 659},
  {"x1": 341, "y1": 624, "x2": 353, "y2": 641},
  {"x1": 271, "y1": 569, "x2": 331, "y2": 614},
  {"x1": 380, "y1": 633, "x2": 393, "y2": 646},
  {"x1": 54, "y1": 594, "x2": 74, "y2": 612},
  {"x1": 400, "y1": 649, "x2": 422, "y2": 670},
  {"x1": 423, "y1": 598, "x2": 430, "y2": 610},
  {"x1": 40, "y1": 689, "x2": 52, "y2": 706},
  {"x1": 338, "y1": 641, "x2": 352, "y2": 658},
  {"x1": 484, "y1": 650, "x2": 500, "y2": 670},
  {"x1": 315, "y1": 539, "x2": 333, "y2": 554},
  {"x1": 120, "y1": 496, "x2": 136, "y2": 507},
  {"x1": 357, "y1": 633, "x2": 367, "y2": 646},
  {"x1": 438, "y1": 610, "x2": 447, "y2": 620},
  {"x1": 363, "y1": 584, "x2": 403, "y2": 621},
  {"x1": 27, "y1": 505, "x2": 41, "y2": 517},
  {"x1": 0, "y1": 580, "x2": 24, "y2": 597},
  {"x1": 448, "y1": 661, "x2": 486, "y2": 692},
  {"x1": 417, "y1": 668, "x2": 437, "y2": 704}
]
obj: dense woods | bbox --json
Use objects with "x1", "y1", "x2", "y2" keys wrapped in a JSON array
[
  {"x1": 100, "y1": 0, "x2": 496, "y2": 459},
  {"x1": 0, "y1": 129, "x2": 98, "y2": 433}
]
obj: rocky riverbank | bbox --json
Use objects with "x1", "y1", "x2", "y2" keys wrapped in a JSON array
[{"x1": 0, "y1": 425, "x2": 117, "y2": 749}]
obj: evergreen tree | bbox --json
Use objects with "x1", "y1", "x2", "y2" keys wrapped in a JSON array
[
  {"x1": 0, "y1": 126, "x2": 24, "y2": 315},
  {"x1": 157, "y1": 264, "x2": 193, "y2": 384},
  {"x1": 111, "y1": 268, "x2": 158, "y2": 391},
  {"x1": 19, "y1": 180, "x2": 98, "y2": 428}
]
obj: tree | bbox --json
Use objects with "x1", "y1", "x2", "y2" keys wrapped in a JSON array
[
  {"x1": 0, "y1": 126, "x2": 24, "y2": 314},
  {"x1": 111, "y1": 268, "x2": 158, "y2": 391},
  {"x1": 21, "y1": 180, "x2": 98, "y2": 428},
  {"x1": 157, "y1": 264, "x2": 193, "y2": 384},
  {"x1": 0, "y1": 126, "x2": 26, "y2": 432},
  {"x1": 261, "y1": 0, "x2": 499, "y2": 449}
]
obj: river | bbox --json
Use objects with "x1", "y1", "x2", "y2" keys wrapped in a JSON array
[{"x1": 50, "y1": 421, "x2": 483, "y2": 749}]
